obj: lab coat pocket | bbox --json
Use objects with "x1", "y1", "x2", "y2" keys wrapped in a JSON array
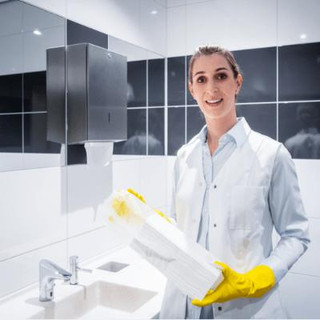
[{"x1": 229, "y1": 186, "x2": 266, "y2": 230}]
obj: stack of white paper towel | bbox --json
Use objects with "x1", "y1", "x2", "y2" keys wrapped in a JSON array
[{"x1": 107, "y1": 190, "x2": 223, "y2": 300}]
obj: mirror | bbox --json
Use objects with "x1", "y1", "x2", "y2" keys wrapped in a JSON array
[
  {"x1": 109, "y1": 36, "x2": 165, "y2": 156},
  {"x1": 0, "y1": 0, "x2": 66, "y2": 171}
]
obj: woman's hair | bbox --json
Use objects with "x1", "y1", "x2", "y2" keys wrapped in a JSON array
[{"x1": 188, "y1": 45, "x2": 241, "y2": 83}]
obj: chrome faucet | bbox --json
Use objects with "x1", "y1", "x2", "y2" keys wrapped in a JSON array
[
  {"x1": 69, "y1": 255, "x2": 92, "y2": 285},
  {"x1": 39, "y1": 259, "x2": 71, "y2": 302}
]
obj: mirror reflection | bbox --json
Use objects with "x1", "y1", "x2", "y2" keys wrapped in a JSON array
[
  {"x1": 0, "y1": 0, "x2": 66, "y2": 171},
  {"x1": 110, "y1": 36, "x2": 165, "y2": 156}
]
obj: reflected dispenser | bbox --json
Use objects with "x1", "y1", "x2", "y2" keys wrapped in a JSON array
[{"x1": 47, "y1": 43, "x2": 127, "y2": 145}]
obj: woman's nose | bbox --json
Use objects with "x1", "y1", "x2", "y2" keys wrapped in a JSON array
[{"x1": 205, "y1": 80, "x2": 218, "y2": 94}]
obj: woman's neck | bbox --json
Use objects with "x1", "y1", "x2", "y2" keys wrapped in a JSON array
[{"x1": 206, "y1": 115, "x2": 237, "y2": 155}]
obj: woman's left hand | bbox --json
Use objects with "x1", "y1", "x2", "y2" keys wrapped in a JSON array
[{"x1": 192, "y1": 261, "x2": 276, "y2": 306}]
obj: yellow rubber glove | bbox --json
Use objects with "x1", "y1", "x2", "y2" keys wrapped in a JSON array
[
  {"x1": 192, "y1": 261, "x2": 276, "y2": 306},
  {"x1": 127, "y1": 188, "x2": 171, "y2": 223}
]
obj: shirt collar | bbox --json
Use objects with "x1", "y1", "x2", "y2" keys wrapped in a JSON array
[{"x1": 199, "y1": 117, "x2": 251, "y2": 147}]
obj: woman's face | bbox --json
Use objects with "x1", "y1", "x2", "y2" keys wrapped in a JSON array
[{"x1": 189, "y1": 54, "x2": 242, "y2": 121}]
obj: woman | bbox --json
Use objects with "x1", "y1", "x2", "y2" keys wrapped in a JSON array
[{"x1": 160, "y1": 46, "x2": 310, "y2": 319}]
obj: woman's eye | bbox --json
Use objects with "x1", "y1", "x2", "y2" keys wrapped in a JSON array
[
  {"x1": 216, "y1": 73, "x2": 227, "y2": 80},
  {"x1": 196, "y1": 77, "x2": 205, "y2": 83}
]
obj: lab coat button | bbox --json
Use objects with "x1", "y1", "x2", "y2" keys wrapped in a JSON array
[
  {"x1": 218, "y1": 306, "x2": 222, "y2": 311},
  {"x1": 213, "y1": 184, "x2": 217, "y2": 189},
  {"x1": 213, "y1": 223, "x2": 217, "y2": 227}
]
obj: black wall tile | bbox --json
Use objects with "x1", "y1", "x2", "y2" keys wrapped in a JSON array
[
  {"x1": 237, "y1": 104, "x2": 277, "y2": 139},
  {"x1": 0, "y1": 74, "x2": 22, "y2": 113},
  {"x1": 187, "y1": 106, "x2": 205, "y2": 142},
  {"x1": 148, "y1": 108, "x2": 164, "y2": 155},
  {"x1": 279, "y1": 102, "x2": 320, "y2": 159},
  {"x1": 24, "y1": 71, "x2": 46, "y2": 112},
  {"x1": 127, "y1": 61, "x2": 146, "y2": 108},
  {"x1": 67, "y1": 20, "x2": 108, "y2": 48},
  {"x1": 168, "y1": 56, "x2": 185, "y2": 106},
  {"x1": 279, "y1": 42, "x2": 320, "y2": 101},
  {"x1": 233, "y1": 47, "x2": 277, "y2": 103},
  {"x1": 24, "y1": 113, "x2": 61, "y2": 153},
  {"x1": 0, "y1": 114, "x2": 22, "y2": 152},
  {"x1": 168, "y1": 107, "x2": 185, "y2": 155},
  {"x1": 148, "y1": 59, "x2": 164, "y2": 106},
  {"x1": 114, "y1": 108, "x2": 147, "y2": 155}
]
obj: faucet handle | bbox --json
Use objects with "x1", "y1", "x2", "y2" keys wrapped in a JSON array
[{"x1": 69, "y1": 255, "x2": 92, "y2": 285}]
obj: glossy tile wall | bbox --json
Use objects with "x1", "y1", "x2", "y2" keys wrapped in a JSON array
[
  {"x1": 0, "y1": 1, "x2": 64, "y2": 170},
  {"x1": 166, "y1": 43, "x2": 320, "y2": 159},
  {"x1": 114, "y1": 57, "x2": 165, "y2": 156}
]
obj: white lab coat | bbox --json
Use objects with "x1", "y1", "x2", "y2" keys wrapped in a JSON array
[{"x1": 160, "y1": 123, "x2": 309, "y2": 319}]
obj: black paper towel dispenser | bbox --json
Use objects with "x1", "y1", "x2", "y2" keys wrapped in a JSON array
[{"x1": 47, "y1": 43, "x2": 127, "y2": 144}]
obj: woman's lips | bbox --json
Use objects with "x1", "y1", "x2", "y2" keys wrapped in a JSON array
[{"x1": 205, "y1": 98, "x2": 223, "y2": 106}]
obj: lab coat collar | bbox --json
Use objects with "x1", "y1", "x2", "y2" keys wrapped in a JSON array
[{"x1": 197, "y1": 117, "x2": 251, "y2": 148}]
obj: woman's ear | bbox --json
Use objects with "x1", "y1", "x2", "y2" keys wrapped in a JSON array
[
  {"x1": 188, "y1": 81, "x2": 194, "y2": 97},
  {"x1": 236, "y1": 74, "x2": 243, "y2": 95}
]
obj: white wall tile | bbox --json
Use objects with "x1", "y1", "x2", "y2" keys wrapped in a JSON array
[
  {"x1": 0, "y1": 154, "x2": 24, "y2": 172},
  {"x1": 139, "y1": 156, "x2": 167, "y2": 209},
  {"x1": 277, "y1": 0, "x2": 320, "y2": 46},
  {"x1": 166, "y1": 156, "x2": 176, "y2": 213},
  {"x1": 0, "y1": 241, "x2": 67, "y2": 298},
  {"x1": 167, "y1": 4, "x2": 187, "y2": 57},
  {"x1": 22, "y1": 0, "x2": 67, "y2": 18},
  {"x1": 0, "y1": 167, "x2": 67, "y2": 261},
  {"x1": 0, "y1": 1, "x2": 23, "y2": 36},
  {"x1": 294, "y1": 160, "x2": 320, "y2": 219},
  {"x1": 66, "y1": 0, "x2": 166, "y2": 56},
  {"x1": 23, "y1": 25, "x2": 65, "y2": 72},
  {"x1": 67, "y1": 225, "x2": 131, "y2": 263},
  {"x1": 140, "y1": 0, "x2": 166, "y2": 55},
  {"x1": 22, "y1": 2, "x2": 65, "y2": 32},
  {"x1": 168, "y1": 0, "x2": 278, "y2": 56},
  {"x1": 0, "y1": 34, "x2": 23, "y2": 75},
  {"x1": 185, "y1": 0, "x2": 277, "y2": 54},
  {"x1": 167, "y1": 0, "x2": 186, "y2": 7},
  {"x1": 279, "y1": 272, "x2": 320, "y2": 319},
  {"x1": 67, "y1": 164, "x2": 113, "y2": 237},
  {"x1": 108, "y1": 36, "x2": 149, "y2": 62},
  {"x1": 112, "y1": 157, "x2": 142, "y2": 193}
]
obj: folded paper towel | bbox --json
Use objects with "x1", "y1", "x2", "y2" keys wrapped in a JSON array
[{"x1": 107, "y1": 190, "x2": 223, "y2": 300}]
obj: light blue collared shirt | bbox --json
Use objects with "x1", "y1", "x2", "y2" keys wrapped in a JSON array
[
  {"x1": 185, "y1": 117, "x2": 310, "y2": 319},
  {"x1": 186, "y1": 119, "x2": 242, "y2": 319}
]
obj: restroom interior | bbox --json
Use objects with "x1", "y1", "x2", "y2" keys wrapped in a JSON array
[{"x1": 0, "y1": 0, "x2": 319, "y2": 318}]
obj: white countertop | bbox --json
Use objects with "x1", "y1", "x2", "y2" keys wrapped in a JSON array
[{"x1": 0, "y1": 247, "x2": 167, "y2": 319}]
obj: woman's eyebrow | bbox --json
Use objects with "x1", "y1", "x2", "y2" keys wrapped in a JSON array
[
  {"x1": 193, "y1": 71, "x2": 205, "y2": 77},
  {"x1": 193, "y1": 67, "x2": 229, "y2": 78},
  {"x1": 216, "y1": 67, "x2": 228, "y2": 72}
]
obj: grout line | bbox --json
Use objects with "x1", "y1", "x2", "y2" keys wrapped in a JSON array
[
  {"x1": 146, "y1": 60, "x2": 149, "y2": 156},
  {"x1": 0, "y1": 111, "x2": 47, "y2": 116},
  {"x1": 184, "y1": 55, "x2": 187, "y2": 144},
  {"x1": 164, "y1": 57, "x2": 168, "y2": 156},
  {"x1": 288, "y1": 271, "x2": 320, "y2": 279},
  {"x1": 0, "y1": 226, "x2": 107, "y2": 264},
  {"x1": 276, "y1": 46, "x2": 279, "y2": 141}
]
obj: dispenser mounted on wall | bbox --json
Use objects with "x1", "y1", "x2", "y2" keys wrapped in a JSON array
[{"x1": 47, "y1": 43, "x2": 127, "y2": 145}]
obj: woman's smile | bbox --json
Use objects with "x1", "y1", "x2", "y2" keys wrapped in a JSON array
[{"x1": 205, "y1": 98, "x2": 223, "y2": 106}]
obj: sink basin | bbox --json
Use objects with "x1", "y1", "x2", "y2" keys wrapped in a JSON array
[
  {"x1": 97, "y1": 261, "x2": 129, "y2": 273},
  {"x1": 29, "y1": 281, "x2": 157, "y2": 319}
]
